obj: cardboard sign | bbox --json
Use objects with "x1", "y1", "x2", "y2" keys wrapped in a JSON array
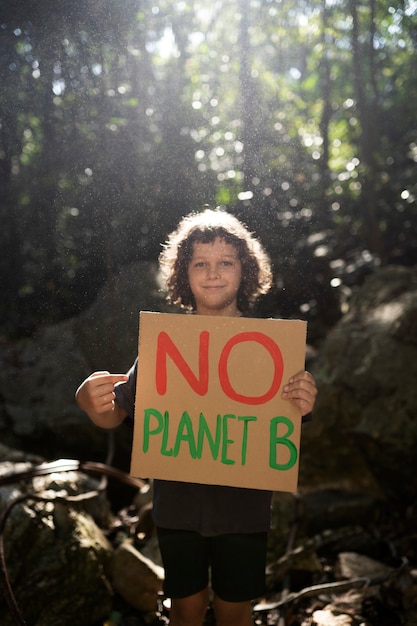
[{"x1": 130, "y1": 312, "x2": 307, "y2": 492}]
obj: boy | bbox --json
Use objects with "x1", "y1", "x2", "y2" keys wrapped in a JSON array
[{"x1": 76, "y1": 208, "x2": 317, "y2": 626}]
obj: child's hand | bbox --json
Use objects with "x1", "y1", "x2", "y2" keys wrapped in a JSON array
[
  {"x1": 281, "y1": 370, "x2": 317, "y2": 416},
  {"x1": 76, "y1": 371, "x2": 128, "y2": 425}
]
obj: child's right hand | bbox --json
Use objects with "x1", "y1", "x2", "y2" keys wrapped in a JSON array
[{"x1": 75, "y1": 370, "x2": 128, "y2": 427}]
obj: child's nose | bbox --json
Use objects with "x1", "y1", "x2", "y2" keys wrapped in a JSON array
[{"x1": 207, "y1": 264, "x2": 220, "y2": 278}]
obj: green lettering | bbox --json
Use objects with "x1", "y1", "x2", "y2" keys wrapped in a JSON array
[
  {"x1": 173, "y1": 411, "x2": 197, "y2": 458},
  {"x1": 143, "y1": 408, "x2": 164, "y2": 453},
  {"x1": 196, "y1": 413, "x2": 221, "y2": 460},
  {"x1": 238, "y1": 416, "x2": 257, "y2": 465},
  {"x1": 161, "y1": 411, "x2": 173, "y2": 456},
  {"x1": 269, "y1": 416, "x2": 298, "y2": 470},
  {"x1": 221, "y1": 414, "x2": 236, "y2": 465}
]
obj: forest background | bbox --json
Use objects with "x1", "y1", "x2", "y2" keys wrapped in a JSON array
[{"x1": 1, "y1": 0, "x2": 416, "y2": 346}]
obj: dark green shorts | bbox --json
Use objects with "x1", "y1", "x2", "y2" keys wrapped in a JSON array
[{"x1": 157, "y1": 527, "x2": 267, "y2": 602}]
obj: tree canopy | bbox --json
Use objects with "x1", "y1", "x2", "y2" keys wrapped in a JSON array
[{"x1": 1, "y1": 0, "x2": 416, "y2": 339}]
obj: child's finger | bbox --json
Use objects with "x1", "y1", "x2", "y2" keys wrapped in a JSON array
[
  {"x1": 90, "y1": 371, "x2": 128, "y2": 384},
  {"x1": 281, "y1": 370, "x2": 317, "y2": 413}
]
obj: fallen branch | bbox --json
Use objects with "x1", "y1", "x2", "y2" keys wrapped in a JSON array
[{"x1": 255, "y1": 559, "x2": 408, "y2": 612}]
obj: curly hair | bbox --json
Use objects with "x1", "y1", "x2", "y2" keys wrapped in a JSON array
[{"x1": 159, "y1": 208, "x2": 272, "y2": 313}]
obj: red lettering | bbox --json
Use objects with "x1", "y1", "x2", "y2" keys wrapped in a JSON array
[
  {"x1": 218, "y1": 332, "x2": 283, "y2": 405},
  {"x1": 156, "y1": 331, "x2": 209, "y2": 396}
]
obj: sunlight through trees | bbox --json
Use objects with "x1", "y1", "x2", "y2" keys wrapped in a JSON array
[{"x1": 0, "y1": 0, "x2": 416, "y2": 337}]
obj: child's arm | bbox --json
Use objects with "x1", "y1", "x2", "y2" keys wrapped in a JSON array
[
  {"x1": 281, "y1": 370, "x2": 317, "y2": 417},
  {"x1": 76, "y1": 371, "x2": 129, "y2": 429}
]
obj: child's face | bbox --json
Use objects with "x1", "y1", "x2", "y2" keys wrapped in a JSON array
[{"x1": 187, "y1": 236, "x2": 242, "y2": 316}]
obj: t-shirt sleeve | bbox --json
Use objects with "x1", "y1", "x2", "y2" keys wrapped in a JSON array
[{"x1": 114, "y1": 358, "x2": 137, "y2": 421}]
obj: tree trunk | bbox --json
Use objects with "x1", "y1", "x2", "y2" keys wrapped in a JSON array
[{"x1": 349, "y1": 0, "x2": 383, "y2": 258}]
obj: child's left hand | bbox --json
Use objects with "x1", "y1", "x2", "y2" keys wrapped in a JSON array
[{"x1": 281, "y1": 370, "x2": 317, "y2": 416}]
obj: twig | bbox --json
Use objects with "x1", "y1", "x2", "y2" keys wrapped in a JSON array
[{"x1": 255, "y1": 560, "x2": 408, "y2": 613}]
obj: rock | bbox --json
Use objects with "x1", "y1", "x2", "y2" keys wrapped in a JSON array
[
  {"x1": 298, "y1": 265, "x2": 417, "y2": 517},
  {"x1": 0, "y1": 445, "x2": 165, "y2": 625},
  {"x1": 111, "y1": 541, "x2": 164, "y2": 613},
  {"x1": 0, "y1": 456, "x2": 114, "y2": 626},
  {"x1": 0, "y1": 261, "x2": 176, "y2": 463},
  {"x1": 337, "y1": 552, "x2": 393, "y2": 580}
]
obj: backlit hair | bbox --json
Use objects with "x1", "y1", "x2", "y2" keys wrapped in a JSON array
[{"x1": 159, "y1": 208, "x2": 272, "y2": 313}]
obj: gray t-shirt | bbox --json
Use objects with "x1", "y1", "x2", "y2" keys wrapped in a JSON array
[{"x1": 115, "y1": 359, "x2": 273, "y2": 534}]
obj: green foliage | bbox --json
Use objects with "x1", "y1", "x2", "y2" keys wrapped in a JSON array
[{"x1": 0, "y1": 0, "x2": 416, "y2": 339}]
